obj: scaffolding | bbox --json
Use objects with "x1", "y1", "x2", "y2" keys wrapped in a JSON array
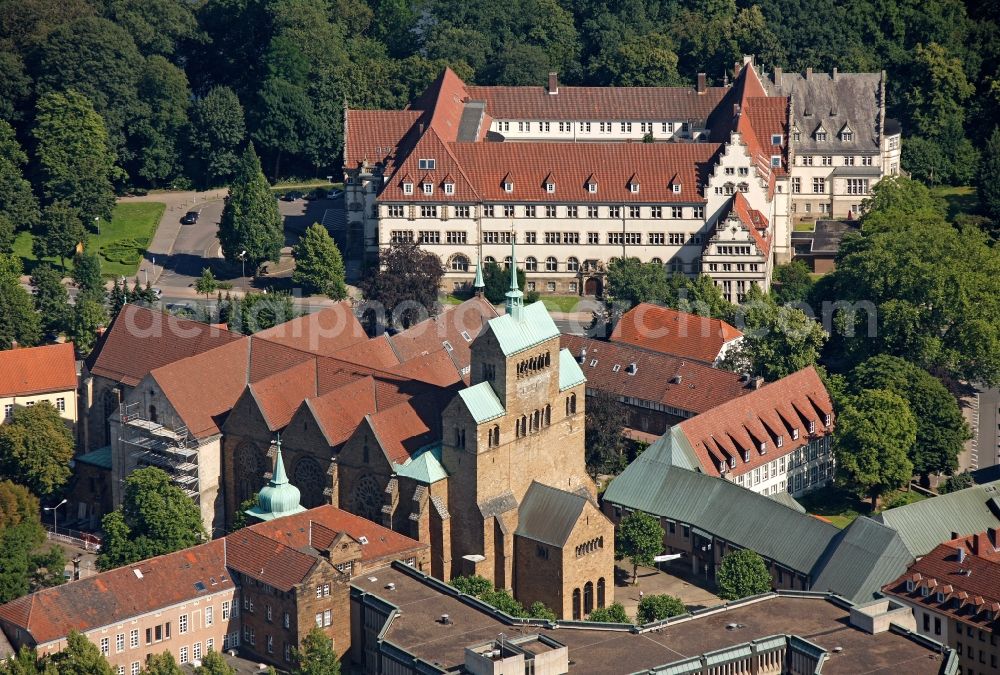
[{"x1": 119, "y1": 401, "x2": 201, "y2": 501}]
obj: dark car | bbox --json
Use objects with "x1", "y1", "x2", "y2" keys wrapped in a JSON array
[
  {"x1": 180, "y1": 210, "x2": 200, "y2": 224},
  {"x1": 281, "y1": 190, "x2": 304, "y2": 201}
]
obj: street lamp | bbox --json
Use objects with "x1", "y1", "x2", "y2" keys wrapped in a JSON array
[
  {"x1": 237, "y1": 250, "x2": 247, "y2": 285},
  {"x1": 44, "y1": 498, "x2": 68, "y2": 536},
  {"x1": 94, "y1": 216, "x2": 100, "y2": 235}
]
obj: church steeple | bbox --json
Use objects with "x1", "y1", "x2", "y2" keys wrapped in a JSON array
[
  {"x1": 504, "y1": 239, "x2": 523, "y2": 321},
  {"x1": 473, "y1": 252, "x2": 485, "y2": 296},
  {"x1": 244, "y1": 435, "x2": 306, "y2": 523}
]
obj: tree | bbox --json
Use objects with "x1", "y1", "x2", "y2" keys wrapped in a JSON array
[
  {"x1": 589, "y1": 33, "x2": 683, "y2": 86},
  {"x1": 772, "y1": 260, "x2": 814, "y2": 304},
  {"x1": 636, "y1": 594, "x2": 686, "y2": 623},
  {"x1": 71, "y1": 251, "x2": 103, "y2": 295},
  {"x1": 30, "y1": 265, "x2": 70, "y2": 335},
  {"x1": 721, "y1": 285, "x2": 826, "y2": 381},
  {"x1": 143, "y1": 651, "x2": 184, "y2": 675},
  {"x1": 615, "y1": 512, "x2": 664, "y2": 584},
  {"x1": 0, "y1": 256, "x2": 41, "y2": 349},
  {"x1": 0, "y1": 645, "x2": 53, "y2": 674},
  {"x1": 98, "y1": 467, "x2": 207, "y2": 571},
  {"x1": 189, "y1": 87, "x2": 247, "y2": 187},
  {"x1": 835, "y1": 389, "x2": 916, "y2": 508},
  {"x1": 193, "y1": 651, "x2": 235, "y2": 675},
  {"x1": 450, "y1": 575, "x2": 494, "y2": 597},
  {"x1": 70, "y1": 292, "x2": 110, "y2": 356},
  {"x1": 292, "y1": 223, "x2": 346, "y2": 299},
  {"x1": 47, "y1": 631, "x2": 113, "y2": 675},
  {"x1": 849, "y1": 355, "x2": 969, "y2": 482},
  {"x1": 0, "y1": 120, "x2": 38, "y2": 231},
  {"x1": 291, "y1": 628, "x2": 340, "y2": 675},
  {"x1": 0, "y1": 216, "x2": 12, "y2": 255},
  {"x1": 716, "y1": 549, "x2": 772, "y2": 601},
  {"x1": 481, "y1": 261, "x2": 525, "y2": 305},
  {"x1": 585, "y1": 389, "x2": 628, "y2": 475},
  {"x1": 587, "y1": 602, "x2": 630, "y2": 623},
  {"x1": 606, "y1": 257, "x2": 670, "y2": 310},
  {"x1": 230, "y1": 493, "x2": 258, "y2": 532},
  {"x1": 940, "y1": 472, "x2": 974, "y2": 494},
  {"x1": 195, "y1": 267, "x2": 218, "y2": 299},
  {"x1": 0, "y1": 480, "x2": 62, "y2": 603},
  {"x1": 229, "y1": 292, "x2": 296, "y2": 335},
  {"x1": 528, "y1": 601, "x2": 557, "y2": 621},
  {"x1": 33, "y1": 202, "x2": 87, "y2": 270},
  {"x1": 978, "y1": 127, "x2": 1000, "y2": 224},
  {"x1": 32, "y1": 90, "x2": 117, "y2": 221},
  {"x1": 130, "y1": 55, "x2": 191, "y2": 186},
  {"x1": 359, "y1": 242, "x2": 443, "y2": 328},
  {"x1": 218, "y1": 144, "x2": 283, "y2": 270},
  {"x1": 0, "y1": 402, "x2": 74, "y2": 496}
]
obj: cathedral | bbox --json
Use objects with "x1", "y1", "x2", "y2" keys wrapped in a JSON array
[{"x1": 219, "y1": 249, "x2": 614, "y2": 619}]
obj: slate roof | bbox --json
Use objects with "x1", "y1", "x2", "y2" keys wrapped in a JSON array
[
  {"x1": 874, "y1": 481, "x2": 1000, "y2": 557},
  {"x1": 810, "y1": 517, "x2": 914, "y2": 605},
  {"x1": 560, "y1": 335, "x2": 750, "y2": 414},
  {"x1": 515, "y1": 481, "x2": 588, "y2": 548},
  {"x1": 610, "y1": 303, "x2": 742, "y2": 364},
  {"x1": 86, "y1": 304, "x2": 241, "y2": 386},
  {"x1": 0, "y1": 343, "x2": 77, "y2": 397},
  {"x1": 675, "y1": 366, "x2": 833, "y2": 478},
  {"x1": 486, "y1": 301, "x2": 559, "y2": 357},
  {"x1": 765, "y1": 71, "x2": 884, "y2": 154},
  {"x1": 76, "y1": 445, "x2": 113, "y2": 470}
]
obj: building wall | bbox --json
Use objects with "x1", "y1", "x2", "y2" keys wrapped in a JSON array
[
  {"x1": 221, "y1": 393, "x2": 278, "y2": 530},
  {"x1": 725, "y1": 434, "x2": 835, "y2": 497},
  {"x1": 892, "y1": 599, "x2": 999, "y2": 675},
  {"x1": 80, "y1": 373, "x2": 129, "y2": 451},
  {"x1": 1, "y1": 389, "x2": 78, "y2": 426},
  {"x1": 16, "y1": 588, "x2": 239, "y2": 674},
  {"x1": 489, "y1": 118, "x2": 706, "y2": 143}
]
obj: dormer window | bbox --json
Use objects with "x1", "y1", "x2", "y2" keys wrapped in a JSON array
[
  {"x1": 792, "y1": 428, "x2": 799, "y2": 440},
  {"x1": 729, "y1": 456, "x2": 736, "y2": 468},
  {"x1": 422, "y1": 182, "x2": 433, "y2": 195},
  {"x1": 937, "y1": 591, "x2": 946, "y2": 603},
  {"x1": 841, "y1": 131, "x2": 853, "y2": 142},
  {"x1": 743, "y1": 451, "x2": 750, "y2": 462},
  {"x1": 809, "y1": 420, "x2": 816, "y2": 433},
  {"x1": 630, "y1": 183, "x2": 639, "y2": 194},
  {"x1": 759, "y1": 442, "x2": 766, "y2": 453},
  {"x1": 418, "y1": 158, "x2": 436, "y2": 170},
  {"x1": 444, "y1": 182, "x2": 455, "y2": 195},
  {"x1": 672, "y1": 184, "x2": 681, "y2": 194},
  {"x1": 403, "y1": 182, "x2": 414, "y2": 195},
  {"x1": 770, "y1": 155, "x2": 781, "y2": 167},
  {"x1": 824, "y1": 413, "x2": 831, "y2": 427},
  {"x1": 719, "y1": 461, "x2": 726, "y2": 473},
  {"x1": 792, "y1": 129, "x2": 801, "y2": 142},
  {"x1": 816, "y1": 128, "x2": 828, "y2": 142},
  {"x1": 920, "y1": 586, "x2": 930, "y2": 597},
  {"x1": 771, "y1": 134, "x2": 782, "y2": 145},
  {"x1": 503, "y1": 181, "x2": 513, "y2": 193},
  {"x1": 906, "y1": 580, "x2": 915, "y2": 592},
  {"x1": 587, "y1": 182, "x2": 597, "y2": 194},
  {"x1": 776, "y1": 435, "x2": 783, "y2": 448},
  {"x1": 546, "y1": 182, "x2": 555, "y2": 193}
]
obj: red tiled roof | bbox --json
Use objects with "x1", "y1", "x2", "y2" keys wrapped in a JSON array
[
  {"x1": 390, "y1": 348, "x2": 463, "y2": 387},
  {"x1": 610, "y1": 303, "x2": 742, "y2": 363},
  {"x1": 247, "y1": 336, "x2": 315, "y2": 383},
  {"x1": 254, "y1": 303, "x2": 369, "y2": 358},
  {"x1": 883, "y1": 530, "x2": 1000, "y2": 628},
  {"x1": 387, "y1": 296, "x2": 497, "y2": 372},
  {"x1": 344, "y1": 110, "x2": 420, "y2": 168},
  {"x1": 304, "y1": 377, "x2": 378, "y2": 448},
  {"x1": 465, "y1": 84, "x2": 728, "y2": 120},
  {"x1": 729, "y1": 192, "x2": 772, "y2": 257},
  {"x1": 224, "y1": 528, "x2": 318, "y2": 592},
  {"x1": 560, "y1": 335, "x2": 751, "y2": 415},
  {"x1": 0, "y1": 343, "x2": 77, "y2": 398},
  {"x1": 330, "y1": 334, "x2": 401, "y2": 370},
  {"x1": 248, "y1": 504, "x2": 427, "y2": 565},
  {"x1": 86, "y1": 305, "x2": 242, "y2": 386},
  {"x1": 676, "y1": 366, "x2": 833, "y2": 477},
  {"x1": 366, "y1": 400, "x2": 437, "y2": 464},
  {"x1": 0, "y1": 540, "x2": 232, "y2": 646},
  {"x1": 381, "y1": 142, "x2": 720, "y2": 204},
  {"x1": 249, "y1": 359, "x2": 318, "y2": 431},
  {"x1": 148, "y1": 339, "x2": 250, "y2": 438},
  {"x1": 745, "y1": 96, "x2": 789, "y2": 177}
]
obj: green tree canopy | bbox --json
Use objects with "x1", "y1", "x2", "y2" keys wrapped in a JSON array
[
  {"x1": 47, "y1": 631, "x2": 113, "y2": 675},
  {"x1": 292, "y1": 223, "x2": 346, "y2": 299},
  {"x1": 772, "y1": 260, "x2": 814, "y2": 304},
  {"x1": 359, "y1": 242, "x2": 443, "y2": 329},
  {"x1": 32, "y1": 90, "x2": 117, "y2": 221},
  {"x1": 98, "y1": 467, "x2": 207, "y2": 571},
  {"x1": 291, "y1": 627, "x2": 341, "y2": 675},
  {"x1": 188, "y1": 87, "x2": 247, "y2": 187},
  {"x1": 528, "y1": 601, "x2": 557, "y2": 621},
  {"x1": 0, "y1": 120, "x2": 38, "y2": 231},
  {"x1": 481, "y1": 261, "x2": 525, "y2": 305},
  {"x1": 0, "y1": 480, "x2": 65, "y2": 603},
  {"x1": 636, "y1": 594, "x2": 686, "y2": 624},
  {"x1": 0, "y1": 255, "x2": 41, "y2": 350},
  {"x1": 195, "y1": 267, "x2": 218, "y2": 298},
  {"x1": 192, "y1": 650, "x2": 235, "y2": 675},
  {"x1": 450, "y1": 575, "x2": 494, "y2": 597},
  {"x1": 33, "y1": 201, "x2": 86, "y2": 270},
  {"x1": 978, "y1": 127, "x2": 1000, "y2": 224},
  {"x1": 716, "y1": 548, "x2": 772, "y2": 601},
  {"x1": 587, "y1": 602, "x2": 630, "y2": 623},
  {"x1": 615, "y1": 511, "x2": 664, "y2": 584},
  {"x1": 849, "y1": 355, "x2": 969, "y2": 481},
  {"x1": 0, "y1": 402, "x2": 74, "y2": 496},
  {"x1": 70, "y1": 291, "x2": 110, "y2": 356},
  {"x1": 30, "y1": 264, "x2": 70, "y2": 336},
  {"x1": 143, "y1": 651, "x2": 184, "y2": 675},
  {"x1": 130, "y1": 55, "x2": 191, "y2": 186},
  {"x1": 218, "y1": 144, "x2": 283, "y2": 270},
  {"x1": 835, "y1": 388, "x2": 916, "y2": 507},
  {"x1": 229, "y1": 292, "x2": 296, "y2": 335},
  {"x1": 940, "y1": 472, "x2": 974, "y2": 494},
  {"x1": 71, "y1": 251, "x2": 103, "y2": 295},
  {"x1": 585, "y1": 389, "x2": 627, "y2": 475}
]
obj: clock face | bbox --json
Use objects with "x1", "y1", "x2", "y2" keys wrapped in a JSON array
[{"x1": 350, "y1": 474, "x2": 382, "y2": 522}]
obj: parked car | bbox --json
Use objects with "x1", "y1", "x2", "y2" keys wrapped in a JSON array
[
  {"x1": 180, "y1": 210, "x2": 200, "y2": 224},
  {"x1": 304, "y1": 188, "x2": 327, "y2": 200},
  {"x1": 152, "y1": 287, "x2": 163, "y2": 299},
  {"x1": 281, "y1": 190, "x2": 304, "y2": 201},
  {"x1": 328, "y1": 188, "x2": 344, "y2": 199}
]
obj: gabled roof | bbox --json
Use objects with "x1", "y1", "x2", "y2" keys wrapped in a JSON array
[
  {"x1": 557, "y1": 348, "x2": 586, "y2": 391},
  {"x1": 610, "y1": 303, "x2": 742, "y2": 363},
  {"x1": 86, "y1": 305, "x2": 241, "y2": 386},
  {"x1": 875, "y1": 481, "x2": 1000, "y2": 557},
  {"x1": 225, "y1": 528, "x2": 319, "y2": 592},
  {"x1": 676, "y1": 366, "x2": 833, "y2": 477},
  {"x1": 0, "y1": 343, "x2": 77, "y2": 397},
  {"x1": 249, "y1": 359, "x2": 318, "y2": 431},
  {"x1": 725, "y1": 192, "x2": 772, "y2": 256},
  {"x1": 394, "y1": 444, "x2": 448, "y2": 484},
  {"x1": 303, "y1": 377, "x2": 378, "y2": 448},
  {"x1": 0, "y1": 539, "x2": 232, "y2": 646},
  {"x1": 515, "y1": 481, "x2": 589, "y2": 548},
  {"x1": 387, "y1": 296, "x2": 497, "y2": 373},
  {"x1": 366, "y1": 397, "x2": 440, "y2": 464},
  {"x1": 810, "y1": 517, "x2": 914, "y2": 605},
  {"x1": 485, "y1": 301, "x2": 559, "y2": 357},
  {"x1": 344, "y1": 110, "x2": 421, "y2": 168},
  {"x1": 254, "y1": 302, "x2": 369, "y2": 357},
  {"x1": 458, "y1": 382, "x2": 506, "y2": 423},
  {"x1": 561, "y1": 335, "x2": 750, "y2": 414}
]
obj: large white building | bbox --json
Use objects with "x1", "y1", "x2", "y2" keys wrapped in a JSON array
[{"x1": 344, "y1": 59, "x2": 900, "y2": 302}]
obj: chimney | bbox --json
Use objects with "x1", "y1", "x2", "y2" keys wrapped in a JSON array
[
  {"x1": 697, "y1": 73, "x2": 707, "y2": 94},
  {"x1": 72, "y1": 555, "x2": 82, "y2": 581},
  {"x1": 832, "y1": 67, "x2": 838, "y2": 81},
  {"x1": 806, "y1": 67, "x2": 813, "y2": 80},
  {"x1": 972, "y1": 533, "x2": 981, "y2": 556},
  {"x1": 547, "y1": 72, "x2": 559, "y2": 95},
  {"x1": 578, "y1": 347, "x2": 586, "y2": 364},
  {"x1": 750, "y1": 376, "x2": 764, "y2": 390},
  {"x1": 957, "y1": 546, "x2": 966, "y2": 564},
  {"x1": 951, "y1": 531, "x2": 959, "y2": 541},
  {"x1": 773, "y1": 67, "x2": 782, "y2": 84}
]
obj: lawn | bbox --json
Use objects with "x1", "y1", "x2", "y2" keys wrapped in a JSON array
[
  {"x1": 930, "y1": 185, "x2": 978, "y2": 221},
  {"x1": 793, "y1": 221, "x2": 816, "y2": 232},
  {"x1": 14, "y1": 201, "x2": 164, "y2": 278},
  {"x1": 540, "y1": 295, "x2": 585, "y2": 313}
]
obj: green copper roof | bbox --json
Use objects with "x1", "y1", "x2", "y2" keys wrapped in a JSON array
[
  {"x1": 558, "y1": 348, "x2": 586, "y2": 391},
  {"x1": 394, "y1": 444, "x2": 448, "y2": 484},
  {"x1": 458, "y1": 381, "x2": 506, "y2": 423},
  {"x1": 473, "y1": 259, "x2": 484, "y2": 289},
  {"x1": 77, "y1": 445, "x2": 113, "y2": 470},
  {"x1": 810, "y1": 516, "x2": 913, "y2": 605},
  {"x1": 246, "y1": 444, "x2": 306, "y2": 522},
  {"x1": 487, "y1": 302, "x2": 559, "y2": 356},
  {"x1": 641, "y1": 427, "x2": 701, "y2": 472},
  {"x1": 504, "y1": 240, "x2": 524, "y2": 320}
]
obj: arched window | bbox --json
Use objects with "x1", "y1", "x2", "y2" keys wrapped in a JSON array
[
  {"x1": 525, "y1": 256, "x2": 538, "y2": 271},
  {"x1": 489, "y1": 425, "x2": 500, "y2": 447},
  {"x1": 450, "y1": 254, "x2": 470, "y2": 272},
  {"x1": 533, "y1": 410, "x2": 541, "y2": 432},
  {"x1": 583, "y1": 581, "x2": 594, "y2": 616},
  {"x1": 566, "y1": 393, "x2": 577, "y2": 415},
  {"x1": 520, "y1": 415, "x2": 527, "y2": 437},
  {"x1": 148, "y1": 405, "x2": 158, "y2": 423},
  {"x1": 650, "y1": 257, "x2": 662, "y2": 265},
  {"x1": 597, "y1": 578, "x2": 606, "y2": 609},
  {"x1": 545, "y1": 256, "x2": 557, "y2": 272},
  {"x1": 544, "y1": 351, "x2": 551, "y2": 367},
  {"x1": 544, "y1": 404, "x2": 551, "y2": 426},
  {"x1": 572, "y1": 588, "x2": 581, "y2": 620},
  {"x1": 504, "y1": 256, "x2": 513, "y2": 269},
  {"x1": 567, "y1": 257, "x2": 579, "y2": 272},
  {"x1": 484, "y1": 256, "x2": 496, "y2": 265}
]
